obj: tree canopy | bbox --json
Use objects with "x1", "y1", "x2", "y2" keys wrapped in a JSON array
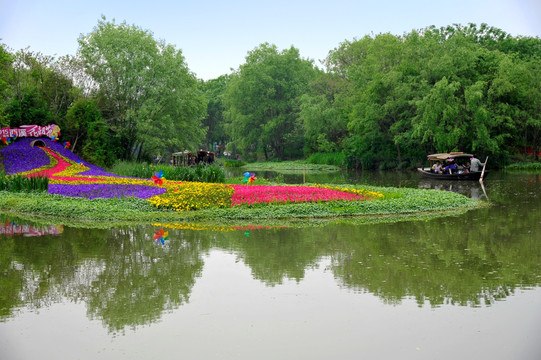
[
  {"x1": 77, "y1": 17, "x2": 207, "y2": 161},
  {"x1": 1, "y1": 22, "x2": 540, "y2": 168},
  {"x1": 224, "y1": 43, "x2": 316, "y2": 160}
]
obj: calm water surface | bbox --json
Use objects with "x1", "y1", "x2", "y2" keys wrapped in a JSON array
[{"x1": 1, "y1": 171, "x2": 540, "y2": 359}]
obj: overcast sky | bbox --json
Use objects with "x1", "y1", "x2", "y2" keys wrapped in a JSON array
[{"x1": 1, "y1": 0, "x2": 540, "y2": 80}]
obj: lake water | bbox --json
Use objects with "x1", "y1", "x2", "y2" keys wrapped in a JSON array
[{"x1": 1, "y1": 171, "x2": 540, "y2": 359}]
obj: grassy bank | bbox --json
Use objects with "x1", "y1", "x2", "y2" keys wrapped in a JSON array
[
  {"x1": 504, "y1": 162, "x2": 541, "y2": 171},
  {"x1": 242, "y1": 160, "x2": 340, "y2": 171},
  {"x1": 0, "y1": 184, "x2": 485, "y2": 229}
]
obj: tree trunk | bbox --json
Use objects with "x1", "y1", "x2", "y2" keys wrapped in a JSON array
[
  {"x1": 71, "y1": 133, "x2": 80, "y2": 153},
  {"x1": 136, "y1": 140, "x2": 144, "y2": 162}
]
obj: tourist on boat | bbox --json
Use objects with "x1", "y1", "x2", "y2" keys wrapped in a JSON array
[
  {"x1": 444, "y1": 158, "x2": 457, "y2": 174},
  {"x1": 431, "y1": 161, "x2": 442, "y2": 174},
  {"x1": 470, "y1": 156, "x2": 484, "y2": 172}
]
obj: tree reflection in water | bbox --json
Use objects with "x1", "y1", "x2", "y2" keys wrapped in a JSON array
[{"x1": 0, "y1": 173, "x2": 540, "y2": 332}]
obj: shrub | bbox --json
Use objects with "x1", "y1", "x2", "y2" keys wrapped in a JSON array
[
  {"x1": 223, "y1": 159, "x2": 246, "y2": 167},
  {"x1": 505, "y1": 162, "x2": 541, "y2": 171},
  {"x1": 306, "y1": 152, "x2": 345, "y2": 167},
  {"x1": 0, "y1": 170, "x2": 49, "y2": 192},
  {"x1": 109, "y1": 161, "x2": 225, "y2": 183}
]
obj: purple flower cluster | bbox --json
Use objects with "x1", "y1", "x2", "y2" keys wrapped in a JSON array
[
  {"x1": 49, "y1": 184, "x2": 167, "y2": 199},
  {"x1": 0, "y1": 138, "x2": 50, "y2": 174},
  {"x1": 1, "y1": 137, "x2": 123, "y2": 178},
  {"x1": 2, "y1": 137, "x2": 166, "y2": 200}
]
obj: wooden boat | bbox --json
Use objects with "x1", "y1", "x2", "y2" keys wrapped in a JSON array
[{"x1": 417, "y1": 152, "x2": 488, "y2": 180}]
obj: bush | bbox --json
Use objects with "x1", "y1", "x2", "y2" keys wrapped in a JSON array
[
  {"x1": 223, "y1": 159, "x2": 246, "y2": 167},
  {"x1": 108, "y1": 161, "x2": 226, "y2": 183},
  {"x1": 505, "y1": 162, "x2": 541, "y2": 171},
  {"x1": 0, "y1": 170, "x2": 49, "y2": 192},
  {"x1": 306, "y1": 152, "x2": 345, "y2": 167}
]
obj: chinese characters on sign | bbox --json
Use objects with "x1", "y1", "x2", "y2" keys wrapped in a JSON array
[{"x1": 1, "y1": 124, "x2": 61, "y2": 139}]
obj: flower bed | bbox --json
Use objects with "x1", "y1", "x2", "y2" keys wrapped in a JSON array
[
  {"x1": 1, "y1": 138, "x2": 382, "y2": 211},
  {"x1": 49, "y1": 184, "x2": 166, "y2": 199},
  {"x1": 230, "y1": 184, "x2": 367, "y2": 206}
]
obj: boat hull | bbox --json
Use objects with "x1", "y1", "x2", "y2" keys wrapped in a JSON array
[{"x1": 417, "y1": 168, "x2": 488, "y2": 180}]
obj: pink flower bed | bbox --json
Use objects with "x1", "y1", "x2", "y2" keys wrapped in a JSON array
[{"x1": 230, "y1": 184, "x2": 366, "y2": 206}]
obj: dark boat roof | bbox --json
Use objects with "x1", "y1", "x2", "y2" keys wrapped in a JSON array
[{"x1": 427, "y1": 152, "x2": 473, "y2": 161}]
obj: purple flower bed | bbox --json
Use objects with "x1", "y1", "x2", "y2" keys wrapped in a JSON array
[
  {"x1": 0, "y1": 138, "x2": 50, "y2": 174},
  {"x1": 1, "y1": 137, "x2": 124, "y2": 178},
  {"x1": 49, "y1": 184, "x2": 167, "y2": 199}
]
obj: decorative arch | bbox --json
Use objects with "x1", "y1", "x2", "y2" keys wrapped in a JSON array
[{"x1": 30, "y1": 139, "x2": 47, "y2": 148}]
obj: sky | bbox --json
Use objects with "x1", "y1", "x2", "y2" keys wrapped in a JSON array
[{"x1": 1, "y1": 0, "x2": 540, "y2": 80}]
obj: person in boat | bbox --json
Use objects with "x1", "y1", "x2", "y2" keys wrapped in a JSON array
[
  {"x1": 470, "y1": 156, "x2": 484, "y2": 172},
  {"x1": 431, "y1": 160, "x2": 442, "y2": 174},
  {"x1": 444, "y1": 158, "x2": 457, "y2": 174}
]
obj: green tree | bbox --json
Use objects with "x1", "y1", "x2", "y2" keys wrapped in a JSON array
[
  {"x1": 322, "y1": 24, "x2": 541, "y2": 169},
  {"x1": 64, "y1": 98, "x2": 113, "y2": 166},
  {"x1": 299, "y1": 71, "x2": 348, "y2": 155},
  {"x1": 77, "y1": 17, "x2": 207, "y2": 160},
  {"x1": 0, "y1": 44, "x2": 13, "y2": 127},
  {"x1": 201, "y1": 75, "x2": 230, "y2": 151},
  {"x1": 224, "y1": 43, "x2": 316, "y2": 160}
]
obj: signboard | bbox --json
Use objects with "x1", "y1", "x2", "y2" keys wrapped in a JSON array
[{"x1": 1, "y1": 124, "x2": 61, "y2": 139}]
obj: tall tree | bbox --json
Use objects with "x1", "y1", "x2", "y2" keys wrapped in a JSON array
[
  {"x1": 299, "y1": 71, "x2": 348, "y2": 155},
  {"x1": 0, "y1": 44, "x2": 13, "y2": 127},
  {"x1": 77, "y1": 17, "x2": 207, "y2": 160},
  {"x1": 201, "y1": 75, "x2": 230, "y2": 152},
  {"x1": 4, "y1": 49, "x2": 72, "y2": 127},
  {"x1": 224, "y1": 43, "x2": 316, "y2": 160}
]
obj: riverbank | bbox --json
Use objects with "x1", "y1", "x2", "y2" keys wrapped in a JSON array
[{"x1": 0, "y1": 184, "x2": 485, "y2": 229}]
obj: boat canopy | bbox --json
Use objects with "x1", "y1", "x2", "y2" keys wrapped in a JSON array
[{"x1": 427, "y1": 152, "x2": 473, "y2": 161}]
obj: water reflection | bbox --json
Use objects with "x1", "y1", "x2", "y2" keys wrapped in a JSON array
[
  {"x1": 0, "y1": 218, "x2": 63, "y2": 236},
  {"x1": 1, "y1": 170, "x2": 540, "y2": 333},
  {"x1": 417, "y1": 179, "x2": 489, "y2": 199},
  {"x1": 226, "y1": 167, "x2": 418, "y2": 186}
]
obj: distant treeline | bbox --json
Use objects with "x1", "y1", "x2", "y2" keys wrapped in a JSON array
[{"x1": 1, "y1": 20, "x2": 540, "y2": 168}]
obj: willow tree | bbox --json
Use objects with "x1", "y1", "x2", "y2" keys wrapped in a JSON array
[{"x1": 77, "y1": 17, "x2": 207, "y2": 160}]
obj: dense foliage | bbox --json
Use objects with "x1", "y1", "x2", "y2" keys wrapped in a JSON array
[
  {"x1": 109, "y1": 161, "x2": 226, "y2": 183},
  {"x1": 224, "y1": 43, "x2": 316, "y2": 161},
  {"x1": 1, "y1": 22, "x2": 540, "y2": 168},
  {"x1": 0, "y1": 170, "x2": 48, "y2": 192}
]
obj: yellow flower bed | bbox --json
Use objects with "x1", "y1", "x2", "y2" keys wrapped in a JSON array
[{"x1": 147, "y1": 181, "x2": 234, "y2": 211}]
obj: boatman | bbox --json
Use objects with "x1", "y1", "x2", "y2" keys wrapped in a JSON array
[{"x1": 470, "y1": 156, "x2": 484, "y2": 172}]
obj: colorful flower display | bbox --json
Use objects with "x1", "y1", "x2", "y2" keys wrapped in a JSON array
[
  {"x1": 229, "y1": 184, "x2": 368, "y2": 206},
  {"x1": 1, "y1": 138, "x2": 383, "y2": 211}
]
